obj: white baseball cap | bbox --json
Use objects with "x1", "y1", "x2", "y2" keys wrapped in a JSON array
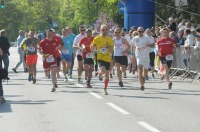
[{"x1": 169, "y1": 17, "x2": 173, "y2": 21}]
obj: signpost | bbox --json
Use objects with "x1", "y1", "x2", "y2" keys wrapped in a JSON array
[{"x1": 175, "y1": 0, "x2": 188, "y2": 7}]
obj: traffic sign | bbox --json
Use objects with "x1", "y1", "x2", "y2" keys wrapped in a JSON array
[
  {"x1": 52, "y1": 22, "x2": 58, "y2": 28},
  {"x1": 118, "y1": 2, "x2": 124, "y2": 14},
  {"x1": 175, "y1": 0, "x2": 188, "y2": 7}
]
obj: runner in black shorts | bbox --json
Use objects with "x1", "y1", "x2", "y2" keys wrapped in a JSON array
[{"x1": 113, "y1": 28, "x2": 130, "y2": 87}]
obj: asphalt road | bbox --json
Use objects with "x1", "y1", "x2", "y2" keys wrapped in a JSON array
[{"x1": 0, "y1": 47, "x2": 200, "y2": 132}]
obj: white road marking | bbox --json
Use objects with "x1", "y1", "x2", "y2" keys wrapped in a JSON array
[
  {"x1": 89, "y1": 92, "x2": 103, "y2": 99},
  {"x1": 106, "y1": 103, "x2": 130, "y2": 115},
  {"x1": 75, "y1": 83, "x2": 84, "y2": 88},
  {"x1": 138, "y1": 122, "x2": 161, "y2": 132}
]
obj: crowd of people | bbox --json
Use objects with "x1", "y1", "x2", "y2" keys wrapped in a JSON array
[{"x1": 0, "y1": 16, "x2": 200, "y2": 103}]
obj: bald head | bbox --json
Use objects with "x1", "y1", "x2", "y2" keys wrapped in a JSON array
[{"x1": 137, "y1": 27, "x2": 144, "y2": 37}]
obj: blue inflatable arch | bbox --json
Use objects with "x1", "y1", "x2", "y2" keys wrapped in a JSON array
[{"x1": 120, "y1": 0, "x2": 155, "y2": 30}]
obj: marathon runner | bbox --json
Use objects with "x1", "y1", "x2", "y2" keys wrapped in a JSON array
[
  {"x1": 73, "y1": 26, "x2": 87, "y2": 82},
  {"x1": 132, "y1": 27, "x2": 154, "y2": 91},
  {"x1": 20, "y1": 30, "x2": 38, "y2": 84},
  {"x1": 38, "y1": 29, "x2": 62, "y2": 92},
  {"x1": 91, "y1": 25, "x2": 114, "y2": 95},
  {"x1": 113, "y1": 28, "x2": 130, "y2": 87},
  {"x1": 157, "y1": 28, "x2": 177, "y2": 89},
  {"x1": 60, "y1": 28, "x2": 73, "y2": 82},
  {"x1": 79, "y1": 29, "x2": 94, "y2": 88}
]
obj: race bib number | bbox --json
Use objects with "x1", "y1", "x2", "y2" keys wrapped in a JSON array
[
  {"x1": 62, "y1": 49, "x2": 69, "y2": 54},
  {"x1": 86, "y1": 53, "x2": 92, "y2": 58},
  {"x1": 115, "y1": 44, "x2": 123, "y2": 49},
  {"x1": 27, "y1": 47, "x2": 35, "y2": 52},
  {"x1": 46, "y1": 55, "x2": 55, "y2": 63},
  {"x1": 166, "y1": 55, "x2": 173, "y2": 61},
  {"x1": 99, "y1": 48, "x2": 108, "y2": 53},
  {"x1": 137, "y1": 47, "x2": 145, "y2": 53}
]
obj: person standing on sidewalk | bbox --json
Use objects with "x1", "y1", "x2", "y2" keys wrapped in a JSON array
[
  {"x1": 0, "y1": 47, "x2": 6, "y2": 103},
  {"x1": 79, "y1": 29, "x2": 94, "y2": 88},
  {"x1": 91, "y1": 25, "x2": 114, "y2": 95},
  {"x1": 157, "y1": 28, "x2": 177, "y2": 89},
  {"x1": 0, "y1": 30, "x2": 10, "y2": 71},
  {"x1": 21, "y1": 30, "x2": 38, "y2": 84},
  {"x1": 12, "y1": 30, "x2": 27, "y2": 73}
]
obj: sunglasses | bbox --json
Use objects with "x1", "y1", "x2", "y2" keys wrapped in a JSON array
[
  {"x1": 138, "y1": 31, "x2": 144, "y2": 33},
  {"x1": 101, "y1": 29, "x2": 108, "y2": 31},
  {"x1": 80, "y1": 30, "x2": 85, "y2": 32},
  {"x1": 115, "y1": 32, "x2": 120, "y2": 34}
]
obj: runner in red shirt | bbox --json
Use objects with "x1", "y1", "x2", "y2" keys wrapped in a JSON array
[
  {"x1": 38, "y1": 29, "x2": 61, "y2": 92},
  {"x1": 79, "y1": 29, "x2": 94, "y2": 88},
  {"x1": 157, "y1": 28, "x2": 177, "y2": 89},
  {"x1": 53, "y1": 30, "x2": 63, "y2": 78}
]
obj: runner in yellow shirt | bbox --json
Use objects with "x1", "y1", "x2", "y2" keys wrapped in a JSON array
[{"x1": 91, "y1": 25, "x2": 114, "y2": 95}]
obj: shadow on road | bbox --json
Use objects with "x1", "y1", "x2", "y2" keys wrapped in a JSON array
[{"x1": 0, "y1": 99, "x2": 55, "y2": 114}]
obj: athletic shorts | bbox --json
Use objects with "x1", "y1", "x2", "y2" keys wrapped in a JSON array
[
  {"x1": 136, "y1": 58, "x2": 149, "y2": 69},
  {"x1": 114, "y1": 56, "x2": 128, "y2": 66},
  {"x1": 159, "y1": 57, "x2": 172, "y2": 68},
  {"x1": 61, "y1": 54, "x2": 72, "y2": 63},
  {"x1": 98, "y1": 60, "x2": 110, "y2": 70},
  {"x1": 149, "y1": 52, "x2": 155, "y2": 67},
  {"x1": 43, "y1": 56, "x2": 57, "y2": 72},
  {"x1": 77, "y1": 55, "x2": 83, "y2": 61},
  {"x1": 26, "y1": 54, "x2": 38, "y2": 65},
  {"x1": 84, "y1": 58, "x2": 94, "y2": 65}
]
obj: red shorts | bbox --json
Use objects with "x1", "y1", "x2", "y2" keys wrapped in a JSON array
[
  {"x1": 43, "y1": 56, "x2": 57, "y2": 72},
  {"x1": 26, "y1": 54, "x2": 38, "y2": 65}
]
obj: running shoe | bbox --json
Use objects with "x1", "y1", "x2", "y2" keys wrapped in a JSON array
[
  {"x1": 78, "y1": 77, "x2": 81, "y2": 83},
  {"x1": 123, "y1": 72, "x2": 127, "y2": 78},
  {"x1": 32, "y1": 78, "x2": 36, "y2": 84},
  {"x1": 48, "y1": 74, "x2": 51, "y2": 79},
  {"x1": 87, "y1": 83, "x2": 92, "y2": 88},
  {"x1": 145, "y1": 75, "x2": 149, "y2": 80},
  {"x1": 28, "y1": 75, "x2": 32, "y2": 81},
  {"x1": 119, "y1": 81, "x2": 124, "y2": 87},
  {"x1": 12, "y1": 68, "x2": 18, "y2": 73},
  {"x1": 151, "y1": 74, "x2": 155, "y2": 79},
  {"x1": 64, "y1": 75, "x2": 68, "y2": 82},
  {"x1": 104, "y1": 89, "x2": 108, "y2": 95},
  {"x1": 0, "y1": 96, "x2": 6, "y2": 103},
  {"x1": 140, "y1": 86, "x2": 145, "y2": 91},
  {"x1": 51, "y1": 85, "x2": 56, "y2": 92},
  {"x1": 168, "y1": 82, "x2": 172, "y2": 89},
  {"x1": 110, "y1": 73, "x2": 113, "y2": 78}
]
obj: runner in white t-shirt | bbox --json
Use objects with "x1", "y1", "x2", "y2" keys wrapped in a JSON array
[
  {"x1": 145, "y1": 28, "x2": 155, "y2": 79},
  {"x1": 73, "y1": 26, "x2": 87, "y2": 82},
  {"x1": 113, "y1": 28, "x2": 130, "y2": 87},
  {"x1": 132, "y1": 27, "x2": 154, "y2": 91}
]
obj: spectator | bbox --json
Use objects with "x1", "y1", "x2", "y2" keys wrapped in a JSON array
[
  {"x1": 194, "y1": 34, "x2": 200, "y2": 49},
  {"x1": 177, "y1": 29, "x2": 185, "y2": 46},
  {"x1": 12, "y1": 30, "x2": 27, "y2": 73},
  {"x1": 0, "y1": 30, "x2": 10, "y2": 71},
  {"x1": 167, "y1": 17, "x2": 177, "y2": 31},
  {"x1": 184, "y1": 29, "x2": 195, "y2": 47},
  {"x1": 121, "y1": 28, "x2": 131, "y2": 43},
  {"x1": 169, "y1": 31, "x2": 179, "y2": 43},
  {"x1": 178, "y1": 21, "x2": 195, "y2": 31}
]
